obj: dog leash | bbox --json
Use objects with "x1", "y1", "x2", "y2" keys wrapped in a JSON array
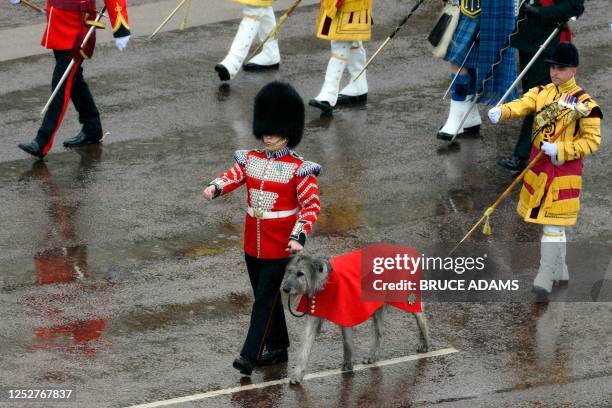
[{"x1": 287, "y1": 294, "x2": 307, "y2": 318}]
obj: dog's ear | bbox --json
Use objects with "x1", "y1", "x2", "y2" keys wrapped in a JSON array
[{"x1": 313, "y1": 257, "x2": 330, "y2": 274}]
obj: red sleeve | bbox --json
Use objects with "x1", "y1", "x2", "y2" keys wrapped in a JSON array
[
  {"x1": 104, "y1": 0, "x2": 130, "y2": 37},
  {"x1": 290, "y1": 167, "x2": 321, "y2": 245},
  {"x1": 209, "y1": 151, "x2": 248, "y2": 197}
]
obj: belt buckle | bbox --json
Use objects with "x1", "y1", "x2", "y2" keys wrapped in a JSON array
[{"x1": 254, "y1": 209, "x2": 264, "y2": 219}]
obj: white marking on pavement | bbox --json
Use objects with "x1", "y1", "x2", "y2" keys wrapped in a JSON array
[{"x1": 124, "y1": 347, "x2": 459, "y2": 408}]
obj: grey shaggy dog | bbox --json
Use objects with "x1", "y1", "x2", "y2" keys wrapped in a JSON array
[{"x1": 282, "y1": 253, "x2": 432, "y2": 385}]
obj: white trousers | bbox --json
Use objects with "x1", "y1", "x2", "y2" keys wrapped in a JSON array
[
  {"x1": 314, "y1": 41, "x2": 352, "y2": 106},
  {"x1": 534, "y1": 225, "x2": 568, "y2": 294}
]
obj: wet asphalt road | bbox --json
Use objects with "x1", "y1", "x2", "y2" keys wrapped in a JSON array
[{"x1": 1, "y1": 1, "x2": 612, "y2": 407}]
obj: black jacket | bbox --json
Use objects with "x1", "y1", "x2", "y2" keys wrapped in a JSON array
[{"x1": 511, "y1": 0, "x2": 585, "y2": 55}]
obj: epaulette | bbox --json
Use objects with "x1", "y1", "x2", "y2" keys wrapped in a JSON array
[
  {"x1": 572, "y1": 89, "x2": 603, "y2": 118},
  {"x1": 296, "y1": 161, "x2": 322, "y2": 177},
  {"x1": 290, "y1": 151, "x2": 305, "y2": 160},
  {"x1": 234, "y1": 150, "x2": 248, "y2": 166}
]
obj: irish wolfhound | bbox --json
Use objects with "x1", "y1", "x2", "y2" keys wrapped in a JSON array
[{"x1": 282, "y1": 253, "x2": 431, "y2": 385}]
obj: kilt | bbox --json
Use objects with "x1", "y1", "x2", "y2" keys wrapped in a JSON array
[
  {"x1": 444, "y1": 0, "x2": 517, "y2": 105},
  {"x1": 444, "y1": 13, "x2": 479, "y2": 68}
]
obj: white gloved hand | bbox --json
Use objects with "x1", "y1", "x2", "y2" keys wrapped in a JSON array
[
  {"x1": 10, "y1": 0, "x2": 21, "y2": 4},
  {"x1": 487, "y1": 107, "x2": 502, "y2": 124},
  {"x1": 541, "y1": 141, "x2": 558, "y2": 157},
  {"x1": 114, "y1": 35, "x2": 130, "y2": 51}
]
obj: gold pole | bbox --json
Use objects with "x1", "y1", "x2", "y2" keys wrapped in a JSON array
[
  {"x1": 179, "y1": 0, "x2": 192, "y2": 31},
  {"x1": 353, "y1": 37, "x2": 390, "y2": 81},
  {"x1": 149, "y1": 0, "x2": 189, "y2": 39},
  {"x1": 246, "y1": 0, "x2": 301, "y2": 61},
  {"x1": 21, "y1": 0, "x2": 44, "y2": 13}
]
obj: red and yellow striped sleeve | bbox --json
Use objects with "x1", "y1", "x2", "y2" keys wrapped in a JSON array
[{"x1": 104, "y1": 0, "x2": 130, "y2": 37}]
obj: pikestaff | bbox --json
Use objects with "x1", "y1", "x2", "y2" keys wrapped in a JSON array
[
  {"x1": 10, "y1": 0, "x2": 44, "y2": 14},
  {"x1": 447, "y1": 14, "x2": 574, "y2": 143},
  {"x1": 246, "y1": 0, "x2": 301, "y2": 62},
  {"x1": 40, "y1": 6, "x2": 107, "y2": 117},
  {"x1": 449, "y1": 98, "x2": 591, "y2": 255},
  {"x1": 352, "y1": 0, "x2": 427, "y2": 82},
  {"x1": 149, "y1": 0, "x2": 190, "y2": 39}
]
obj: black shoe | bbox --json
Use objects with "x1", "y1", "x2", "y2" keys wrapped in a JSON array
[
  {"x1": 436, "y1": 128, "x2": 461, "y2": 141},
  {"x1": 462, "y1": 124, "x2": 481, "y2": 136},
  {"x1": 497, "y1": 156, "x2": 526, "y2": 172},
  {"x1": 257, "y1": 348, "x2": 288, "y2": 366},
  {"x1": 336, "y1": 93, "x2": 367, "y2": 106},
  {"x1": 308, "y1": 99, "x2": 334, "y2": 114},
  {"x1": 532, "y1": 286, "x2": 550, "y2": 303},
  {"x1": 18, "y1": 141, "x2": 45, "y2": 160},
  {"x1": 63, "y1": 131, "x2": 102, "y2": 148},
  {"x1": 215, "y1": 64, "x2": 230, "y2": 81},
  {"x1": 232, "y1": 355, "x2": 255, "y2": 376},
  {"x1": 243, "y1": 62, "x2": 280, "y2": 72}
]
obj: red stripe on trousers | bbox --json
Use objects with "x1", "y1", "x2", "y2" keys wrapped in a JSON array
[
  {"x1": 256, "y1": 284, "x2": 282, "y2": 360},
  {"x1": 42, "y1": 59, "x2": 81, "y2": 155}
]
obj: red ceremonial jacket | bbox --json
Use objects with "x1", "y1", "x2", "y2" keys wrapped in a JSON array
[
  {"x1": 42, "y1": 0, "x2": 130, "y2": 50},
  {"x1": 211, "y1": 148, "x2": 321, "y2": 259},
  {"x1": 297, "y1": 249, "x2": 422, "y2": 327}
]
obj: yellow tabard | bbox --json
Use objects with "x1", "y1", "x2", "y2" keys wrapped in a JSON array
[
  {"x1": 499, "y1": 78, "x2": 602, "y2": 226},
  {"x1": 316, "y1": 0, "x2": 373, "y2": 41},
  {"x1": 235, "y1": 0, "x2": 274, "y2": 7}
]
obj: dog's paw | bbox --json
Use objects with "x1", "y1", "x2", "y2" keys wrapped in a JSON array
[
  {"x1": 289, "y1": 376, "x2": 302, "y2": 385},
  {"x1": 362, "y1": 356, "x2": 376, "y2": 365},
  {"x1": 341, "y1": 361, "x2": 353, "y2": 372},
  {"x1": 417, "y1": 342, "x2": 431, "y2": 353}
]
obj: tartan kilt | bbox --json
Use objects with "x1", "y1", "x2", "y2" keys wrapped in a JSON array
[{"x1": 444, "y1": 13, "x2": 479, "y2": 68}]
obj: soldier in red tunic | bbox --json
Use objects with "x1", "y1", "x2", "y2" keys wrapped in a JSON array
[
  {"x1": 202, "y1": 81, "x2": 321, "y2": 376},
  {"x1": 17, "y1": 0, "x2": 130, "y2": 159}
]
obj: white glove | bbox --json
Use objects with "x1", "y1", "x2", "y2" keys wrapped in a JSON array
[
  {"x1": 10, "y1": 0, "x2": 21, "y2": 4},
  {"x1": 114, "y1": 35, "x2": 130, "y2": 51},
  {"x1": 541, "y1": 141, "x2": 558, "y2": 158},
  {"x1": 487, "y1": 107, "x2": 502, "y2": 124}
]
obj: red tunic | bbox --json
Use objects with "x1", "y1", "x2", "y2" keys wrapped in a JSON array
[
  {"x1": 211, "y1": 148, "x2": 321, "y2": 259},
  {"x1": 297, "y1": 248, "x2": 422, "y2": 327},
  {"x1": 41, "y1": 0, "x2": 130, "y2": 50}
]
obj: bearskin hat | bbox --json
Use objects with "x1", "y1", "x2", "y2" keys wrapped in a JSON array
[
  {"x1": 545, "y1": 42, "x2": 579, "y2": 67},
  {"x1": 253, "y1": 81, "x2": 305, "y2": 148}
]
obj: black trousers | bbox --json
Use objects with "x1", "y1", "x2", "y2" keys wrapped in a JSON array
[
  {"x1": 36, "y1": 50, "x2": 102, "y2": 154},
  {"x1": 241, "y1": 254, "x2": 290, "y2": 361},
  {"x1": 512, "y1": 50, "x2": 552, "y2": 160}
]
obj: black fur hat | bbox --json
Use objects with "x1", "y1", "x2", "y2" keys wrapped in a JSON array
[
  {"x1": 545, "y1": 42, "x2": 579, "y2": 67},
  {"x1": 253, "y1": 81, "x2": 305, "y2": 148}
]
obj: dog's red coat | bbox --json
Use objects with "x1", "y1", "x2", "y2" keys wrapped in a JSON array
[{"x1": 297, "y1": 248, "x2": 422, "y2": 327}]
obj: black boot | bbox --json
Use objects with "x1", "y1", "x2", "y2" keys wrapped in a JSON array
[
  {"x1": 232, "y1": 355, "x2": 255, "y2": 376},
  {"x1": 308, "y1": 99, "x2": 334, "y2": 115},
  {"x1": 497, "y1": 156, "x2": 527, "y2": 175},
  {"x1": 243, "y1": 62, "x2": 280, "y2": 71},
  {"x1": 63, "y1": 131, "x2": 102, "y2": 148},
  {"x1": 257, "y1": 348, "x2": 288, "y2": 366},
  {"x1": 215, "y1": 64, "x2": 231, "y2": 81},
  {"x1": 336, "y1": 93, "x2": 367, "y2": 106},
  {"x1": 18, "y1": 141, "x2": 45, "y2": 160}
]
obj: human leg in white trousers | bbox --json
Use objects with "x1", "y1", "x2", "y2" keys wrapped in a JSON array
[
  {"x1": 336, "y1": 41, "x2": 368, "y2": 105},
  {"x1": 243, "y1": 6, "x2": 280, "y2": 71},
  {"x1": 533, "y1": 225, "x2": 569, "y2": 298},
  {"x1": 308, "y1": 41, "x2": 351, "y2": 114},
  {"x1": 436, "y1": 66, "x2": 482, "y2": 141},
  {"x1": 215, "y1": 6, "x2": 279, "y2": 81}
]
